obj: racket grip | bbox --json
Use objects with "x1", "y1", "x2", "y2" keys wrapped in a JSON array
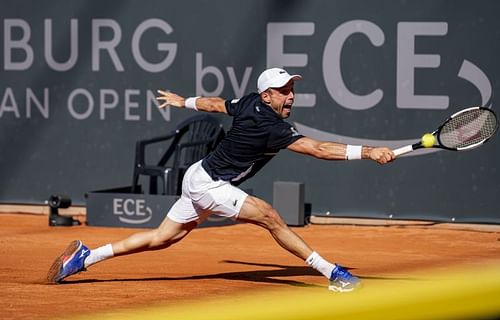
[{"x1": 393, "y1": 145, "x2": 414, "y2": 157}]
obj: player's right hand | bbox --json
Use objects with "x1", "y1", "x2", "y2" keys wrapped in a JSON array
[
  {"x1": 156, "y1": 90, "x2": 186, "y2": 109},
  {"x1": 369, "y1": 147, "x2": 395, "y2": 165}
]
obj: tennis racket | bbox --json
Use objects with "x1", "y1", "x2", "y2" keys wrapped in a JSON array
[{"x1": 393, "y1": 106, "x2": 498, "y2": 157}]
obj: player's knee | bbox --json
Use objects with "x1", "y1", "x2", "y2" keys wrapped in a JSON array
[
  {"x1": 261, "y1": 208, "x2": 286, "y2": 231},
  {"x1": 149, "y1": 229, "x2": 175, "y2": 249}
]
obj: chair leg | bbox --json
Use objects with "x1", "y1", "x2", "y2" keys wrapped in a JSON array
[
  {"x1": 163, "y1": 169, "x2": 172, "y2": 195},
  {"x1": 149, "y1": 177, "x2": 158, "y2": 194},
  {"x1": 132, "y1": 175, "x2": 139, "y2": 193}
]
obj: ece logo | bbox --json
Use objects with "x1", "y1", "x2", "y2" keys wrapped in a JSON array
[{"x1": 113, "y1": 198, "x2": 152, "y2": 224}]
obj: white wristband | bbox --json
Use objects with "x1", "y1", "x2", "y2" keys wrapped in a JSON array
[
  {"x1": 346, "y1": 145, "x2": 362, "y2": 160},
  {"x1": 185, "y1": 97, "x2": 199, "y2": 110}
]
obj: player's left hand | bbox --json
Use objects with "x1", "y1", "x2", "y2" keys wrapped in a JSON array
[
  {"x1": 369, "y1": 147, "x2": 395, "y2": 165},
  {"x1": 156, "y1": 90, "x2": 186, "y2": 109}
]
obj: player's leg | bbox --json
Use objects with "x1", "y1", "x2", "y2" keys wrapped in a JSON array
[
  {"x1": 237, "y1": 195, "x2": 360, "y2": 292},
  {"x1": 47, "y1": 197, "x2": 199, "y2": 283},
  {"x1": 47, "y1": 161, "x2": 210, "y2": 284},
  {"x1": 237, "y1": 195, "x2": 313, "y2": 260}
]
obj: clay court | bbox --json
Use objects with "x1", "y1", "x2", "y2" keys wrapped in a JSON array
[{"x1": 1, "y1": 212, "x2": 500, "y2": 320}]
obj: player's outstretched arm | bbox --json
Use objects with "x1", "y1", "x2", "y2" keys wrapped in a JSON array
[
  {"x1": 156, "y1": 90, "x2": 227, "y2": 113},
  {"x1": 287, "y1": 136, "x2": 395, "y2": 165}
]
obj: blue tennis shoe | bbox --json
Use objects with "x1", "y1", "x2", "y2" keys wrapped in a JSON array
[
  {"x1": 47, "y1": 240, "x2": 90, "y2": 283},
  {"x1": 328, "y1": 264, "x2": 361, "y2": 292}
]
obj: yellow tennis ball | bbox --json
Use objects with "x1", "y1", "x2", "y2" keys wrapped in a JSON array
[{"x1": 421, "y1": 133, "x2": 435, "y2": 148}]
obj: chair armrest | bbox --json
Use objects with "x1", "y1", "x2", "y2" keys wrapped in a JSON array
[
  {"x1": 137, "y1": 131, "x2": 178, "y2": 146},
  {"x1": 135, "y1": 131, "x2": 179, "y2": 165}
]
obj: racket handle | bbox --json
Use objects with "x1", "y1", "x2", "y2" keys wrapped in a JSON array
[{"x1": 393, "y1": 145, "x2": 414, "y2": 157}]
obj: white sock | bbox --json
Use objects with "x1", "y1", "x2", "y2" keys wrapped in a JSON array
[
  {"x1": 84, "y1": 244, "x2": 114, "y2": 268},
  {"x1": 305, "y1": 251, "x2": 335, "y2": 280}
]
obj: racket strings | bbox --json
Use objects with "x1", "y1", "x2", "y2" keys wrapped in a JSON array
[{"x1": 439, "y1": 109, "x2": 498, "y2": 149}]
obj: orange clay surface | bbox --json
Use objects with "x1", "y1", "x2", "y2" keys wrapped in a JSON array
[{"x1": 1, "y1": 213, "x2": 500, "y2": 320}]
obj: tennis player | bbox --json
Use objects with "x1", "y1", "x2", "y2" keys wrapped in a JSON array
[{"x1": 47, "y1": 67, "x2": 395, "y2": 292}]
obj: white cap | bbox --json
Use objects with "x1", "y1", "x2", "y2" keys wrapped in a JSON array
[{"x1": 257, "y1": 68, "x2": 302, "y2": 93}]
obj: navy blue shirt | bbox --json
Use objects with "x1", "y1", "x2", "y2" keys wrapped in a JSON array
[{"x1": 202, "y1": 92, "x2": 303, "y2": 185}]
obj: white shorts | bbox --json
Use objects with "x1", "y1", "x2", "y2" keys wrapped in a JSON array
[{"x1": 166, "y1": 160, "x2": 248, "y2": 224}]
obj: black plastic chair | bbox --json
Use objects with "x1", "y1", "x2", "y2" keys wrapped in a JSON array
[{"x1": 131, "y1": 114, "x2": 224, "y2": 195}]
